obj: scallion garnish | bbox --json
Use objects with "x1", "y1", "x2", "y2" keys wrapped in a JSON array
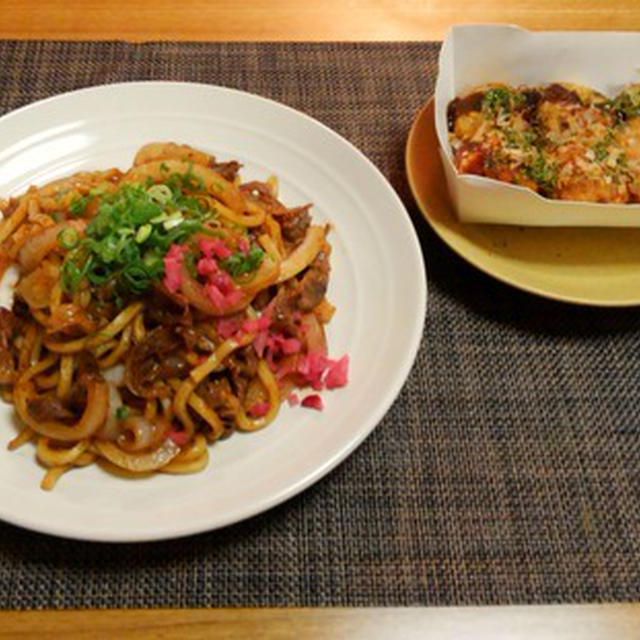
[
  {"x1": 69, "y1": 195, "x2": 91, "y2": 217},
  {"x1": 60, "y1": 173, "x2": 211, "y2": 297},
  {"x1": 220, "y1": 246, "x2": 265, "y2": 278},
  {"x1": 135, "y1": 224, "x2": 152, "y2": 244},
  {"x1": 147, "y1": 183, "x2": 173, "y2": 205},
  {"x1": 57, "y1": 226, "x2": 80, "y2": 250}
]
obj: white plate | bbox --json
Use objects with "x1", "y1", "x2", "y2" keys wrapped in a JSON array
[{"x1": 0, "y1": 82, "x2": 426, "y2": 542}]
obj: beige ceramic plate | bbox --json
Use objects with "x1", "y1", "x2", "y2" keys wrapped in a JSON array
[{"x1": 406, "y1": 98, "x2": 640, "y2": 306}]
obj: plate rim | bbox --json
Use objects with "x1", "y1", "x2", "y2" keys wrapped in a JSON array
[
  {"x1": 0, "y1": 80, "x2": 427, "y2": 541},
  {"x1": 406, "y1": 97, "x2": 640, "y2": 308}
]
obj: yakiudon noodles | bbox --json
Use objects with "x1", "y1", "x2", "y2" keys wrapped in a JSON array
[{"x1": 0, "y1": 142, "x2": 348, "y2": 490}]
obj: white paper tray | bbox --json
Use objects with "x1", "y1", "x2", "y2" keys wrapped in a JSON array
[{"x1": 435, "y1": 24, "x2": 640, "y2": 226}]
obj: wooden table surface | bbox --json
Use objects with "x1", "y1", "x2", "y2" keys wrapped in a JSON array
[
  {"x1": 1, "y1": 0, "x2": 639, "y2": 41},
  {"x1": 1, "y1": 604, "x2": 639, "y2": 639},
  {"x1": 2, "y1": 1, "x2": 640, "y2": 637}
]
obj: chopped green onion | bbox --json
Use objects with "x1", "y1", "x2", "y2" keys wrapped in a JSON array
[
  {"x1": 143, "y1": 252, "x2": 163, "y2": 269},
  {"x1": 69, "y1": 195, "x2": 90, "y2": 216},
  {"x1": 60, "y1": 175, "x2": 207, "y2": 298},
  {"x1": 61, "y1": 259, "x2": 86, "y2": 292},
  {"x1": 87, "y1": 263, "x2": 110, "y2": 285},
  {"x1": 220, "y1": 246, "x2": 265, "y2": 278},
  {"x1": 122, "y1": 264, "x2": 152, "y2": 293},
  {"x1": 150, "y1": 212, "x2": 169, "y2": 224},
  {"x1": 162, "y1": 212, "x2": 184, "y2": 230},
  {"x1": 135, "y1": 224, "x2": 152, "y2": 243},
  {"x1": 482, "y1": 87, "x2": 521, "y2": 114},
  {"x1": 115, "y1": 406, "x2": 129, "y2": 420},
  {"x1": 57, "y1": 226, "x2": 80, "y2": 250},
  {"x1": 147, "y1": 184, "x2": 173, "y2": 205}
]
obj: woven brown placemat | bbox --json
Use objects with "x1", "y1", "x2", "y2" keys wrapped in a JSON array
[{"x1": 0, "y1": 40, "x2": 639, "y2": 609}]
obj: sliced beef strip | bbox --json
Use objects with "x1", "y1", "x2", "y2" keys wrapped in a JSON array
[
  {"x1": 125, "y1": 326, "x2": 184, "y2": 398},
  {"x1": 280, "y1": 205, "x2": 311, "y2": 246},
  {"x1": 296, "y1": 245, "x2": 330, "y2": 311},
  {"x1": 210, "y1": 160, "x2": 242, "y2": 182}
]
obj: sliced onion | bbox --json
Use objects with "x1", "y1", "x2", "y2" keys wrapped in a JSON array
[
  {"x1": 302, "y1": 312, "x2": 327, "y2": 353},
  {"x1": 101, "y1": 364, "x2": 125, "y2": 386},
  {"x1": 277, "y1": 226, "x2": 325, "y2": 283},
  {"x1": 96, "y1": 382, "x2": 123, "y2": 441},
  {"x1": 15, "y1": 262, "x2": 59, "y2": 309},
  {"x1": 18, "y1": 220, "x2": 86, "y2": 273},
  {"x1": 117, "y1": 415, "x2": 171, "y2": 452},
  {"x1": 15, "y1": 377, "x2": 109, "y2": 442},
  {"x1": 133, "y1": 142, "x2": 212, "y2": 167},
  {"x1": 94, "y1": 438, "x2": 180, "y2": 472}
]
